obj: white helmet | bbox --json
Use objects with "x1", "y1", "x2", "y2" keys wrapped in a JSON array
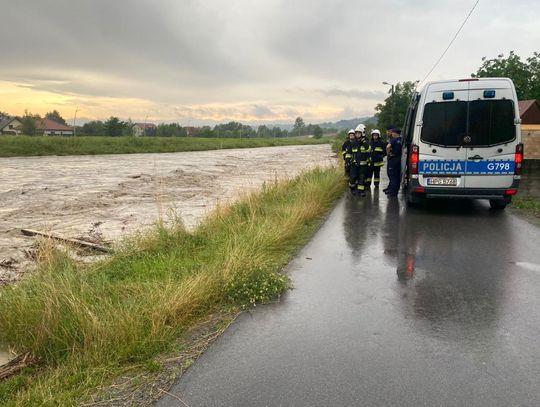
[
  {"x1": 371, "y1": 129, "x2": 381, "y2": 136},
  {"x1": 355, "y1": 123, "x2": 366, "y2": 133},
  {"x1": 347, "y1": 129, "x2": 355, "y2": 135}
]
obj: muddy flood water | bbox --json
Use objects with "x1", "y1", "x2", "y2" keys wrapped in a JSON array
[{"x1": 0, "y1": 145, "x2": 335, "y2": 284}]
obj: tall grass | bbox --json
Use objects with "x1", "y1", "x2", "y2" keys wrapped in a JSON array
[
  {"x1": 0, "y1": 166, "x2": 345, "y2": 406},
  {"x1": 0, "y1": 136, "x2": 333, "y2": 157}
]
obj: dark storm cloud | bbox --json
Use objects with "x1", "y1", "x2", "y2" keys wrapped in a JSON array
[{"x1": 1, "y1": 0, "x2": 540, "y2": 121}]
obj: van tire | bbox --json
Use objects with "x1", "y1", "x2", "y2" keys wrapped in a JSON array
[
  {"x1": 406, "y1": 190, "x2": 423, "y2": 207},
  {"x1": 489, "y1": 199, "x2": 508, "y2": 210}
]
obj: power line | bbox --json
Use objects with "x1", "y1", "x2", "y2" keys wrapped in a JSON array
[{"x1": 418, "y1": 0, "x2": 481, "y2": 87}]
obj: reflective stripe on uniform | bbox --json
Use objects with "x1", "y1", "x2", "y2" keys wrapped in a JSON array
[
  {"x1": 374, "y1": 147, "x2": 384, "y2": 152},
  {"x1": 352, "y1": 148, "x2": 358, "y2": 152},
  {"x1": 345, "y1": 154, "x2": 352, "y2": 158},
  {"x1": 358, "y1": 161, "x2": 368, "y2": 165},
  {"x1": 374, "y1": 178, "x2": 380, "y2": 182},
  {"x1": 357, "y1": 184, "x2": 365, "y2": 190},
  {"x1": 374, "y1": 162, "x2": 384, "y2": 166}
]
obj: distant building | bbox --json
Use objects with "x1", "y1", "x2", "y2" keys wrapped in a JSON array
[
  {"x1": 0, "y1": 117, "x2": 23, "y2": 135},
  {"x1": 35, "y1": 118, "x2": 74, "y2": 136},
  {"x1": 133, "y1": 123, "x2": 157, "y2": 137},
  {"x1": 0, "y1": 117, "x2": 22, "y2": 135},
  {"x1": 519, "y1": 100, "x2": 540, "y2": 160}
]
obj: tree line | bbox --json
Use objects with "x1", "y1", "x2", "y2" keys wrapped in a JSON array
[
  {"x1": 1, "y1": 109, "x2": 328, "y2": 138},
  {"x1": 374, "y1": 51, "x2": 540, "y2": 132}
]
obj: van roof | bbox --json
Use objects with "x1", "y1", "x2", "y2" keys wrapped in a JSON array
[{"x1": 419, "y1": 78, "x2": 516, "y2": 97}]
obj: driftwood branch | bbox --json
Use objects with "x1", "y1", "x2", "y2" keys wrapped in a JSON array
[
  {"x1": 21, "y1": 229, "x2": 113, "y2": 253},
  {"x1": 0, "y1": 352, "x2": 36, "y2": 381}
]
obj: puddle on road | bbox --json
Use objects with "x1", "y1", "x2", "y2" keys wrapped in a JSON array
[{"x1": 513, "y1": 262, "x2": 540, "y2": 273}]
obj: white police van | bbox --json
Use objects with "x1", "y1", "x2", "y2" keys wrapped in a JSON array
[{"x1": 402, "y1": 77, "x2": 523, "y2": 209}]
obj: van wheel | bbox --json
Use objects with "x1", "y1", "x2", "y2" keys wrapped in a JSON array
[
  {"x1": 406, "y1": 190, "x2": 422, "y2": 207},
  {"x1": 489, "y1": 199, "x2": 508, "y2": 210}
]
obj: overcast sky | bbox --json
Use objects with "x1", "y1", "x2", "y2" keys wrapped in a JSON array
[{"x1": 1, "y1": 0, "x2": 539, "y2": 125}]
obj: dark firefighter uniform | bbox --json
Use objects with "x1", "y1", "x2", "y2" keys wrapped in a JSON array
[
  {"x1": 341, "y1": 138, "x2": 354, "y2": 177},
  {"x1": 350, "y1": 135, "x2": 371, "y2": 196},
  {"x1": 367, "y1": 138, "x2": 386, "y2": 188}
]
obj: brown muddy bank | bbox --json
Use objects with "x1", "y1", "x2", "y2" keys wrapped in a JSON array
[{"x1": 0, "y1": 144, "x2": 335, "y2": 284}]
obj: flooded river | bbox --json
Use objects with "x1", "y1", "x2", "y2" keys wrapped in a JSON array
[{"x1": 0, "y1": 145, "x2": 335, "y2": 284}]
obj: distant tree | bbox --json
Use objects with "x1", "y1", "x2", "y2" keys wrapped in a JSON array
[
  {"x1": 313, "y1": 125, "x2": 323, "y2": 139},
  {"x1": 81, "y1": 120, "x2": 105, "y2": 136},
  {"x1": 157, "y1": 123, "x2": 186, "y2": 137},
  {"x1": 472, "y1": 51, "x2": 540, "y2": 101},
  {"x1": 375, "y1": 81, "x2": 417, "y2": 131},
  {"x1": 123, "y1": 119, "x2": 135, "y2": 137},
  {"x1": 45, "y1": 110, "x2": 67, "y2": 125},
  {"x1": 214, "y1": 121, "x2": 253, "y2": 138},
  {"x1": 0, "y1": 111, "x2": 9, "y2": 120},
  {"x1": 257, "y1": 125, "x2": 272, "y2": 138},
  {"x1": 104, "y1": 116, "x2": 125, "y2": 137},
  {"x1": 293, "y1": 117, "x2": 305, "y2": 137},
  {"x1": 21, "y1": 110, "x2": 40, "y2": 135},
  {"x1": 271, "y1": 127, "x2": 284, "y2": 138}
]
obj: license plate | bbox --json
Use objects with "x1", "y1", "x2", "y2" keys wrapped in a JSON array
[{"x1": 426, "y1": 177, "x2": 458, "y2": 186}]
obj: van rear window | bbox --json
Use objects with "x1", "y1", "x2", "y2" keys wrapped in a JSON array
[
  {"x1": 468, "y1": 100, "x2": 515, "y2": 146},
  {"x1": 421, "y1": 101, "x2": 467, "y2": 146},
  {"x1": 421, "y1": 99, "x2": 516, "y2": 147}
]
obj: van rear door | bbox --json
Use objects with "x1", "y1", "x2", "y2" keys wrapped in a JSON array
[
  {"x1": 418, "y1": 82, "x2": 468, "y2": 187},
  {"x1": 463, "y1": 84, "x2": 518, "y2": 189}
]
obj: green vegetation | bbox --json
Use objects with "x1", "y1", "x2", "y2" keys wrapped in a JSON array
[
  {"x1": 472, "y1": 51, "x2": 540, "y2": 101},
  {"x1": 375, "y1": 81, "x2": 418, "y2": 131},
  {"x1": 0, "y1": 166, "x2": 345, "y2": 405},
  {"x1": 510, "y1": 196, "x2": 540, "y2": 226},
  {"x1": 375, "y1": 51, "x2": 540, "y2": 131},
  {"x1": 0, "y1": 135, "x2": 333, "y2": 158}
]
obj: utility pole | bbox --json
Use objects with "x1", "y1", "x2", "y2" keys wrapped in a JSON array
[
  {"x1": 73, "y1": 106, "x2": 79, "y2": 137},
  {"x1": 382, "y1": 82, "x2": 395, "y2": 125}
]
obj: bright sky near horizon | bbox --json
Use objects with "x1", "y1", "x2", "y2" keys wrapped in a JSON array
[{"x1": 1, "y1": 0, "x2": 539, "y2": 125}]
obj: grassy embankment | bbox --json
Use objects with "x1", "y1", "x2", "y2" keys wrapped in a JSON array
[
  {"x1": 0, "y1": 135, "x2": 333, "y2": 157},
  {"x1": 510, "y1": 196, "x2": 540, "y2": 226},
  {"x1": 0, "y1": 166, "x2": 346, "y2": 405}
]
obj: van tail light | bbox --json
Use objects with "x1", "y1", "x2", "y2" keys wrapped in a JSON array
[
  {"x1": 514, "y1": 143, "x2": 523, "y2": 175},
  {"x1": 505, "y1": 188, "x2": 518, "y2": 196},
  {"x1": 410, "y1": 144, "x2": 419, "y2": 174}
]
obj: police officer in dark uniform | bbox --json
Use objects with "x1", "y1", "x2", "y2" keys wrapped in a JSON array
[
  {"x1": 341, "y1": 129, "x2": 356, "y2": 177},
  {"x1": 367, "y1": 129, "x2": 386, "y2": 188},
  {"x1": 385, "y1": 128, "x2": 402, "y2": 197},
  {"x1": 350, "y1": 127, "x2": 371, "y2": 197}
]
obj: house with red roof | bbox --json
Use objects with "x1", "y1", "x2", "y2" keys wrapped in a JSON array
[
  {"x1": 518, "y1": 100, "x2": 540, "y2": 160},
  {"x1": 35, "y1": 118, "x2": 74, "y2": 136}
]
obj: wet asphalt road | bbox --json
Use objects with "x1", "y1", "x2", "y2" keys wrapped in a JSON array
[{"x1": 157, "y1": 189, "x2": 540, "y2": 406}]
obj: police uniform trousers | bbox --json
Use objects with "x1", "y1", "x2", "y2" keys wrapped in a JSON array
[
  {"x1": 349, "y1": 163, "x2": 367, "y2": 193},
  {"x1": 387, "y1": 158, "x2": 401, "y2": 195}
]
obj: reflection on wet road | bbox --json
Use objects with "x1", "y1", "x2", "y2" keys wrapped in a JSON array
[{"x1": 158, "y1": 190, "x2": 540, "y2": 407}]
